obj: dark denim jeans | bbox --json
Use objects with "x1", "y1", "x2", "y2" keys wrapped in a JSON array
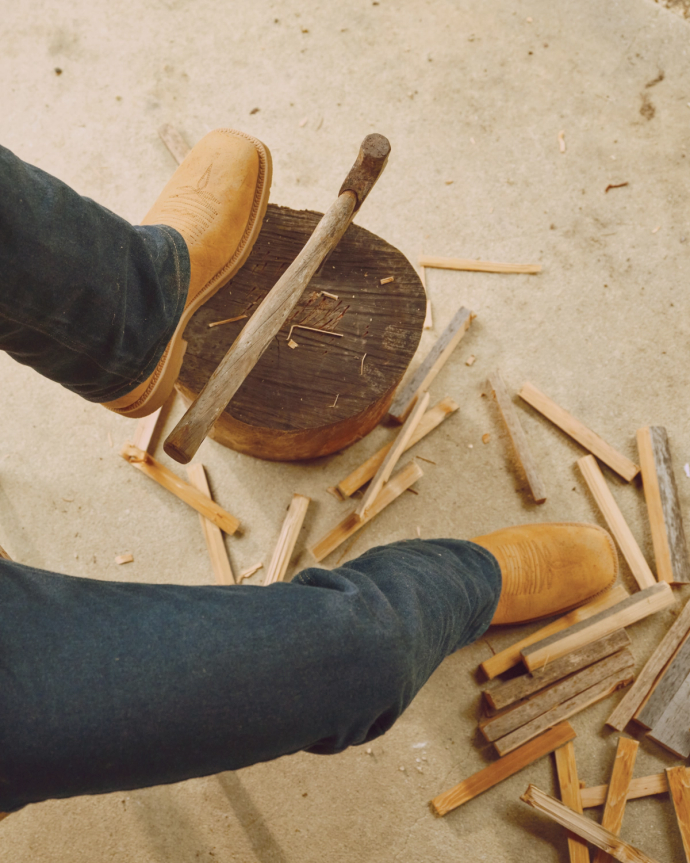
[{"x1": 0, "y1": 144, "x2": 502, "y2": 811}]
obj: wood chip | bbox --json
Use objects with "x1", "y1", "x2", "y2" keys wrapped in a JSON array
[
  {"x1": 558, "y1": 130, "x2": 566, "y2": 153},
  {"x1": 321, "y1": 291, "x2": 339, "y2": 299},
  {"x1": 465, "y1": 355, "x2": 476, "y2": 366},
  {"x1": 360, "y1": 353, "x2": 367, "y2": 375},
  {"x1": 482, "y1": 433, "x2": 491, "y2": 444},
  {"x1": 288, "y1": 339, "x2": 299, "y2": 349},
  {"x1": 238, "y1": 562, "x2": 263, "y2": 582},
  {"x1": 380, "y1": 276, "x2": 394, "y2": 285},
  {"x1": 263, "y1": 494, "x2": 311, "y2": 585},
  {"x1": 208, "y1": 314, "x2": 248, "y2": 328},
  {"x1": 115, "y1": 553, "x2": 134, "y2": 565}
]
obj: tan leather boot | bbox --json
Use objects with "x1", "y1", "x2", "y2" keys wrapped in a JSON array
[
  {"x1": 471, "y1": 523, "x2": 618, "y2": 625},
  {"x1": 104, "y1": 128, "x2": 272, "y2": 418}
]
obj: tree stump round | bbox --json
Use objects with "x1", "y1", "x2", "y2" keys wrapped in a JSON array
[{"x1": 176, "y1": 204, "x2": 426, "y2": 461}]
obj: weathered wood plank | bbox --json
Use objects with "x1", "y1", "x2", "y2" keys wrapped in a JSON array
[
  {"x1": 647, "y1": 673, "x2": 690, "y2": 758},
  {"x1": 592, "y1": 737, "x2": 639, "y2": 863},
  {"x1": 336, "y1": 397, "x2": 458, "y2": 498},
  {"x1": 518, "y1": 382, "x2": 639, "y2": 482},
  {"x1": 485, "y1": 630, "x2": 631, "y2": 712},
  {"x1": 493, "y1": 664, "x2": 635, "y2": 756},
  {"x1": 637, "y1": 426, "x2": 690, "y2": 584},
  {"x1": 429, "y1": 722, "x2": 576, "y2": 817},
  {"x1": 387, "y1": 306, "x2": 473, "y2": 423},
  {"x1": 635, "y1": 632, "x2": 690, "y2": 729},
  {"x1": 521, "y1": 583, "x2": 675, "y2": 673},
  {"x1": 521, "y1": 785, "x2": 661, "y2": 863},
  {"x1": 489, "y1": 371, "x2": 547, "y2": 504},
  {"x1": 578, "y1": 455, "x2": 656, "y2": 589},
  {"x1": 607, "y1": 596, "x2": 690, "y2": 731},
  {"x1": 481, "y1": 649, "x2": 634, "y2": 743},
  {"x1": 667, "y1": 766, "x2": 690, "y2": 863},
  {"x1": 554, "y1": 742, "x2": 590, "y2": 863},
  {"x1": 480, "y1": 585, "x2": 630, "y2": 679}
]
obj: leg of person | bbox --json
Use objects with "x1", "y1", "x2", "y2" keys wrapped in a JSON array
[
  {"x1": 0, "y1": 538, "x2": 501, "y2": 812},
  {"x1": 0, "y1": 130, "x2": 271, "y2": 413}
]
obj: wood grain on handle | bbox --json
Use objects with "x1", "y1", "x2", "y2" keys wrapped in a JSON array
[{"x1": 164, "y1": 191, "x2": 357, "y2": 464}]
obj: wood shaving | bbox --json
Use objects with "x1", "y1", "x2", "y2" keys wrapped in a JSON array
[
  {"x1": 208, "y1": 314, "x2": 248, "y2": 328},
  {"x1": 380, "y1": 276, "x2": 394, "y2": 285},
  {"x1": 321, "y1": 291, "x2": 339, "y2": 300},
  {"x1": 558, "y1": 130, "x2": 566, "y2": 153},
  {"x1": 107, "y1": 432, "x2": 113, "y2": 448},
  {"x1": 238, "y1": 562, "x2": 263, "y2": 582},
  {"x1": 652, "y1": 225, "x2": 661, "y2": 234},
  {"x1": 360, "y1": 353, "x2": 367, "y2": 375},
  {"x1": 330, "y1": 394, "x2": 339, "y2": 408},
  {"x1": 115, "y1": 553, "x2": 134, "y2": 565},
  {"x1": 416, "y1": 456, "x2": 436, "y2": 465},
  {"x1": 288, "y1": 339, "x2": 299, "y2": 349},
  {"x1": 604, "y1": 182, "x2": 629, "y2": 193}
]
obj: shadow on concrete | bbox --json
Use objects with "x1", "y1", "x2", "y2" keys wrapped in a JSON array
[{"x1": 216, "y1": 772, "x2": 290, "y2": 863}]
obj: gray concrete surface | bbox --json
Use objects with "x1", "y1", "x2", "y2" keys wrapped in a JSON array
[{"x1": 1, "y1": 0, "x2": 690, "y2": 860}]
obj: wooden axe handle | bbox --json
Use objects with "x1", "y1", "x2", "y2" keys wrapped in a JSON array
[{"x1": 164, "y1": 134, "x2": 391, "y2": 464}]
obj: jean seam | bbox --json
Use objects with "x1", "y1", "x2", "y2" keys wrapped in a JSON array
[{"x1": 157, "y1": 226, "x2": 184, "y2": 306}]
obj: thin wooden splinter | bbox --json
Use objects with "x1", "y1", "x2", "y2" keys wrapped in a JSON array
[
  {"x1": 238, "y1": 562, "x2": 264, "y2": 582},
  {"x1": 264, "y1": 494, "x2": 311, "y2": 585},
  {"x1": 121, "y1": 443, "x2": 240, "y2": 535},
  {"x1": 208, "y1": 314, "x2": 248, "y2": 328},
  {"x1": 419, "y1": 255, "x2": 541, "y2": 274},
  {"x1": 356, "y1": 392, "x2": 430, "y2": 521},
  {"x1": 489, "y1": 371, "x2": 546, "y2": 504},
  {"x1": 186, "y1": 463, "x2": 235, "y2": 584},
  {"x1": 287, "y1": 324, "x2": 343, "y2": 341}
]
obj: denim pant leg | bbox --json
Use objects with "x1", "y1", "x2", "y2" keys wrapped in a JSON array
[
  {"x1": 0, "y1": 144, "x2": 190, "y2": 402},
  {"x1": 0, "y1": 539, "x2": 500, "y2": 812}
]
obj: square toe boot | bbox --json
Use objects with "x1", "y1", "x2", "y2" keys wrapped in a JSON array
[
  {"x1": 470, "y1": 523, "x2": 618, "y2": 625},
  {"x1": 104, "y1": 129, "x2": 272, "y2": 418}
]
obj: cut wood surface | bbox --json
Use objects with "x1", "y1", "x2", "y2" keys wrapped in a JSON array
[
  {"x1": 592, "y1": 736, "x2": 639, "y2": 863},
  {"x1": 481, "y1": 649, "x2": 634, "y2": 743},
  {"x1": 158, "y1": 123, "x2": 191, "y2": 164},
  {"x1": 607, "y1": 596, "x2": 690, "y2": 731},
  {"x1": 120, "y1": 443, "x2": 240, "y2": 535},
  {"x1": 177, "y1": 203, "x2": 426, "y2": 461},
  {"x1": 264, "y1": 493, "x2": 311, "y2": 585},
  {"x1": 356, "y1": 391, "x2": 429, "y2": 520},
  {"x1": 578, "y1": 454, "x2": 656, "y2": 589},
  {"x1": 647, "y1": 673, "x2": 690, "y2": 758},
  {"x1": 489, "y1": 371, "x2": 546, "y2": 503},
  {"x1": 521, "y1": 583, "x2": 675, "y2": 672},
  {"x1": 480, "y1": 585, "x2": 630, "y2": 679},
  {"x1": 429, "y1": 722, "x2": 576, "y2": 817},
  {"x1": 637, "y1": 426, "x2": 690, "y2": 584},
  {"x1": 554, "y1": 741, "x2": 590, "y2": 863},
  {"x1": 310, "y1": 462, "x2": 423, "y2": 561},
  {"x1": 667, "y1": 766, "x2": 690, "y2": 862},
  {"x1": 493, "y1": 663, "x2": 635, "y2": 756},
  {"x1": 485, "y1": 630, "x2": 631, "y2": 712},
  {"x1": 185, "y1": 463, "x2": 235, "y2": 585},
  {"x1": 387, "y1": 305, "x2": 472, "y2": 423},
  {"x1": 635, "y1": 631, "x2": 690, "y2": 729},
  {"x1": 581, "y1": 773, "x2": 668, "y2": 809},
  {"x1": 521, "y1": 785, "x2": 661, "y2": 863},
  {"x1": 336, "y1": 397, "x2": 458, "y2": 497},
  {"x1": 418, "y1": 255, "x2": 541, "y2": 274},
  {"x1": 518, "y1": 382, "x2": 639, "y2": 482}
]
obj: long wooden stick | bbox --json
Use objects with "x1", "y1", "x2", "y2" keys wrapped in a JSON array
[
  {"x1": 336, "y1": 397, "x2": 458, "y2": 498},
  {"x1": 387, "y1": 306, "x2": 473, "y2": 423},
  {"x1": 164, "y1": 134, "x2": 391, "y2": 464},
  {"x1": 635, "y1": 633, "x2": 690, "y2": 729},
  {"x1": 647, "y1": 674, "x2": 690, "y2": 758},
  {"x1": 521, "y1": 785, "x2": 661, "y2": 863},
  {"x1": 667, "y1": 766, "x2": 690, "y2": 862},
  {"x1": 355, "y1": 392, "x2": 429, "y2": 520},
  {"x1": 554, "y1": 742, "x2": 589, "y2": 863},
  {"x1": 185, "y1": 463, "x2": 235, "y2": 584},
  {"x1": 637, "y1": 426, "x2": 690, "y2": 584},
  {"x1": 132, "y1": 391, "x2": 176, "y2": 453},
  {"x1": 480, "y1": 585, "x2": 630, "y2": 679},
  {"x1": 521, "y1": 583, "x2": 674, "y2": 672},
  {"x1": 264, "y1": 494, "x2": 311, "y2": 585},
  {"x1": 607, "y1": 596, "x2": 690, "y2": 731},
  {"x1": 592, "y1": 737, "x2": 639, "y2": 863},
  {"x1": 121, "y1": 443, "x2": 240, "y2": 535},
  {"x1": 581, "y1": 773, "x2": 669, "y2": 809},
  {"x1": 489, "y1": 371, "x2": 546, "y2": 503},
  {"x1": 430, "y1": 722, "x2": 576, "y2": 817},
  {"x1": 418, "y1": 255, "x2": 541, "y2": 274},
  {"x1": 310, "y1": 462, "x2": 423, "y2": 562},
  {"x1": 519, "y1": 382, "x2": 639, "y2": 482},
  {"x1": 485, "y1": 630, "x2": 631, "y2": 712},
  {"x1": 578, "y1": 455, "x2": 656, "y2": 589}
]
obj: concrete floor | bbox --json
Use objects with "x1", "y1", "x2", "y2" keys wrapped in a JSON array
[{"x1": 1, "y1": 0, "x2": 690, "y2": 859}]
